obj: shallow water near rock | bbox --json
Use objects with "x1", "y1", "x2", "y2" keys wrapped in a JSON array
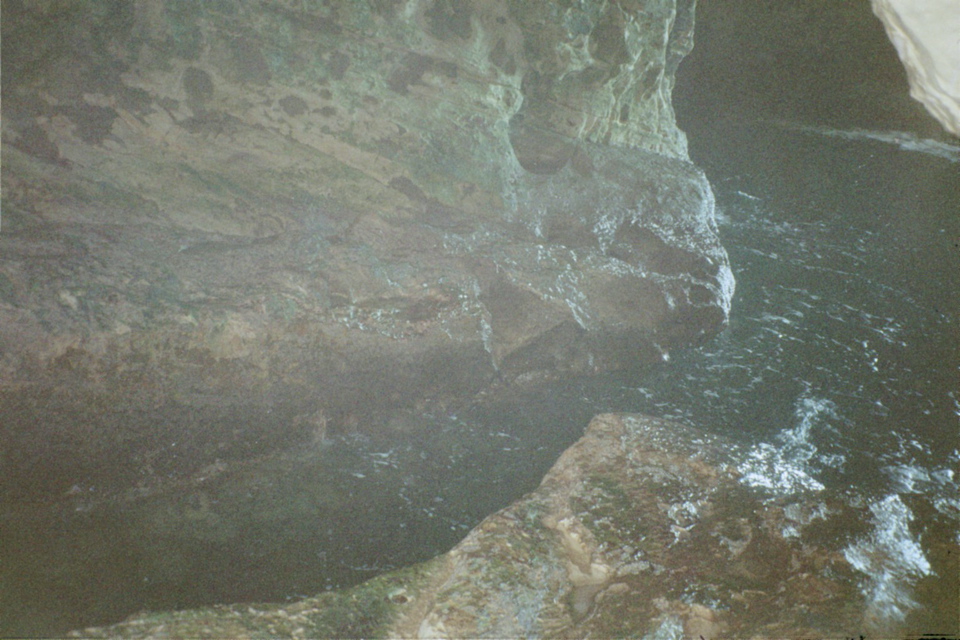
[
  {"x1": 604, "y1": 120, "x2": 959, "y2": 632},
  {"x1": 4, "y1": 113, "x2": 956, "y2": 637},
  {"x1": 4, "y1": 6, "x2": 959, "y2": 637}
]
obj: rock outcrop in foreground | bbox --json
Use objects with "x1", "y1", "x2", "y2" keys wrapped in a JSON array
[
  {"x1": 71, "y1": 414, "x2": 878, "y2": 639},
  {"x1": 2, "y1": 0, "x2": 731, "y2": 501}
]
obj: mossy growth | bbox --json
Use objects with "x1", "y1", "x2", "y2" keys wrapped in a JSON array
[
  {"x1": 73, "y1": 556, "x2": 443, "y2": 639},
  {"x1": 573, "y1": 473, "x2": 638, "y2": 548}
]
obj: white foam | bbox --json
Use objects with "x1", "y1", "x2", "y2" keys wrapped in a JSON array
[
  {"x1": 738, "y1": 395, "x2": 837, "y2": 495},
  {"x1": 738, "y1": 442, "x2": 825, "y2": 494},
  {"x1": 843, "y1": 494, "x2": 932, "y2": 624},
  {"x1": 642, "y1": 616, "x2": 684, "y2": 640},
  {"x1": 885, "y1": 460, "x2": 960, "y2": 534},
  {"x1": 715, "y1": 260, "x2": 736, "y2": 319},
  {"x1": 772, "y1": 121, "x2": 960, "y2": 162}
]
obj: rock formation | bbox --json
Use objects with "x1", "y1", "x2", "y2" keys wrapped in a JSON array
[
  {"x1": 1, "y1": 0, "x2": 731, "y2": 499},
  {"x1": 1, "y1": 1, "x2": 745, "y2": 634},
  {"x1": 68, "y1": 414, "x2": 877, "y2": 638},
  {"x1": 871, "y1": 0, "x2": 960, "y2": 137}
]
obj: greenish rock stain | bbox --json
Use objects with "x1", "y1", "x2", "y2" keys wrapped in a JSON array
[
  {"x1": 70, "y1": 556, "x2": 442, "y2": 639},
  {"x1": 0, "y1": 272, "x2": 20, "y2": 306},
  {"x1": 575, "y1": 473, "x2": 639, "y2": 548},
  {"x1": 265, "y1": 294, "x2": 300, "y2": 321}
]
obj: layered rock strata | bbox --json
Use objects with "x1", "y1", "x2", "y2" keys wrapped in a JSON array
[{"x1": 1, "y1": 0, "x2": 731, "y2": 497}]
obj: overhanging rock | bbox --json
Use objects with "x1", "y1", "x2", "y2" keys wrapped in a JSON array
[{"x1": 1, "y1": 1, "x2": 731, "y2": 495}]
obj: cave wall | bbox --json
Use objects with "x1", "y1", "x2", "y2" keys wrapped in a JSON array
[{"x1": 0, "y1": 0, "x2": 731, "y2": 497}]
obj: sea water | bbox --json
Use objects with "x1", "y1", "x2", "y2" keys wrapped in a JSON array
[
  {"x1": 314, "y1": 118, "x2": 959, "y2": 630},
  {"x1": 637, "y1": 120, "x2": 958, "y2": 630},
  {"x1": 338, "y1": 118, "x2": 959, "y2": 629},
  {"x1": 5, "y1": 91, "x2": 958, "y2": 640}
]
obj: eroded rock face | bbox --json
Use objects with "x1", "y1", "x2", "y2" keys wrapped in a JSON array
[
  {"x1": 871, "y1": 0, "x2": 960, "y2": 137},
  {"x1": 1, "y1": 1, "x2": 730, "y2": 498},
  {"x1": 69, "y1": 414, "x2": 876, "y2": 638}
]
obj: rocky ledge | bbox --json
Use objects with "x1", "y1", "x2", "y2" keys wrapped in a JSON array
[
  {"x1": 1, "y1": 0, "x2": 731, "y2": 502},
  {"x1": 70, "y1": 413, "x2": 880, "y2": 638}
]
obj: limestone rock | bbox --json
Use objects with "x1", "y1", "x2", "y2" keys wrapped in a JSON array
[
  {"x1": 871, "y1": 0, "x2": 960, "y2": 136},
  {"x1": 1, "y1": 1, "x2": 731, "y2": 499},
  {"x1": 69, "y1": 414, "x2": 873, "y2": 638}
]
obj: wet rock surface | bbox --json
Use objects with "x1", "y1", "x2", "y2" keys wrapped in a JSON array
[
  {"x1": 69, "y1": 414, "x2": 875, "y2": 638},
  {"x1": 1, "y1": 0, "x2": 729, "y2": 504}
]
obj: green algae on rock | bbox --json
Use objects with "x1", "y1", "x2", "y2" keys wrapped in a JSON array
[{"x1": 71, "y1": 414, "x2": 875, "y2": 638}]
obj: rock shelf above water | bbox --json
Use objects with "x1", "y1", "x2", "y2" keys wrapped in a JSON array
[{"x1": 69, "y1": 414, "x2": 876, "y2": 638}]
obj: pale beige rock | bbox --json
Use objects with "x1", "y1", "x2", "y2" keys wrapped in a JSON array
[{"x1": 872, "y1": 0, "x2": 960, "y2": 136}]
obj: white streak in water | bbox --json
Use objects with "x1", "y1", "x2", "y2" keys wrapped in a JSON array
[
  {"x1": 843, "y1": 494, "x2": 932, "y2": 624},
  {"x1": 738, "y1": 396, "x2": 838, "y2": 495},
  {"x1": 771, "y1": 120, "x2": 960, "y2": 162}
]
